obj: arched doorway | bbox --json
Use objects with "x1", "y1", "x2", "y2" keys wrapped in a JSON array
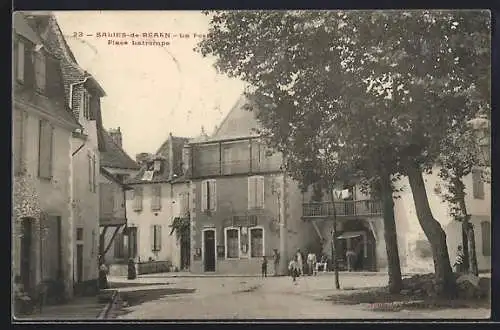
[{"x1": 337, "y1": 219, "x2": 377, "y2": 271}]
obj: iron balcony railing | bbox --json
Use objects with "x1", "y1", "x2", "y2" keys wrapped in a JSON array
[{"x1": 302, "y1": 200, "x2": 383, "y2": 218}]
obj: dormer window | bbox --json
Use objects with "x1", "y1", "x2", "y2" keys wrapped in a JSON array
[{"x1": 153, "y1": 159, "x2": 162, "y2": 172}]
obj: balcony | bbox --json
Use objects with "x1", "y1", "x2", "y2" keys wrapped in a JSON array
[{"x1": 302, "y1": 200, "x2": 383, "y2": 219}]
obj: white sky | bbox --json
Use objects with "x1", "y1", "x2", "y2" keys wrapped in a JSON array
[{"x1": 54, "y1": 11, "x2": 246, "y2": 158}]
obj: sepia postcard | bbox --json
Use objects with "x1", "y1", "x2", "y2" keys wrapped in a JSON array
[{"x1": 12, "y1": 10, "x2": 491, "y2": 321}]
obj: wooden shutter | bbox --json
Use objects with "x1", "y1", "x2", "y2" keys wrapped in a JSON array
[
  {"x1": 13, "y1": 110, "x2": 24, "y2": 174},
  {"x1": 38, "y1": 120, "x2": 53, "y2": 179},
  {"x1": 209, "y1": 180, "x2": 217, "y2": 211},
  {"x1": 45, "y1": 55, "x2": 61, "y2": 97},
  {"x1": 88, "y1": 154, "x2": 93, "y2": 191},
  {"x1": 34, "y1": 52, "x2": 46, "y2": 93},
  {"x1": 201, "y1": 181, "x2": 208, "y2": 211},
  {"x1": 151, "y1": 185, "x2": 162, "y2": 211},
  {"x1": 256, "y1": 176, "x2": 265, "y2": 209},
  {"x1": 24, "y1": 42, "x2": 34, "y2": 87},
  {"x1": 150, "y1": 225, "x2": 155, "y2": 251},
  {"x1": 134, "y1": 187, "x2": 143, "y2": 211},
  {"x1": 248, "y1": 177, "x2": 256, "y2": 209},
  {"x1": 16, "y1": 40, "x2": 25, "y2": 82},
  {"x1": 156, "y1": 225, "x2": 162, "y2": 251},
  {"x1": 472, "y1": 169, "x2": 484, "y2": 199}
]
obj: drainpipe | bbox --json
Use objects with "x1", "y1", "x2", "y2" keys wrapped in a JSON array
[{"x1": 69, "y1": 75, "x2": 91, "y2": 110}]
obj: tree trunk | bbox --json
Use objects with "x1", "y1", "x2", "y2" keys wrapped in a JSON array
[
  {"x1": 454, "y1": 178, "x2": 470, "y2": 272},
  {"x1": 380, "y1": 171, "x2": 403, "y2": 293},
  {"x1": 467, "y1": 224, "x2": 479, "y2": 276},
  {"x1": 328, "y1": 189, "x2": 341, "y2": 290},
  {"x1": 406, "y1": 161, "x2": 456, "y2": 297}
]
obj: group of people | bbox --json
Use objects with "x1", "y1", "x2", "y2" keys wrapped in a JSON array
[{"x1": 259, "y1": 249, "x2": 329, "y2": 283}]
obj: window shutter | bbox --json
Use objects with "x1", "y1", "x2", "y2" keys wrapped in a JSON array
[
  {"x1": 256, "y1": 176, "x2": 265, "y2": 208},
  {"x1": 16, "y1": 41, "x2": 25, "y2": 82},
  {"x1": 150, "y1": 225, "x2": 155, "y2": 251},
  {"x1": 210, "y1": 180, "x2": 217, "y2": 211},
  {"x1": 151, "y1": 185, "x2": 162, "y2": 211},
  {"x1": 88, "y1": 155, "x2": 92, "y2": 190},
  {"x1": 92, "y1": 154, "x2": 97, "y2": 192},
  {"x1": 248, "y1": 177, "x2": 255, "y2": 209},
  {"x1": 45, "y1": 55, "x2": 60, "y2": 97},
  {"x1": 156, "y1": 225, "x2": 162, "y2": 251},
  {"x1": 134, "y1": 187, "x2": 143, "y2": 211},
  {"x1": 38, "y1": 120, "x2": 52, "y2": 179},
  {"x1": 24, "y1": 42, "x2": 34, "y2": 87},
  {"x1": 34, "y1": 52, "x2": 46, "y2": 93},
  {"x1": 201, "y1": 181, "x2": 208, "y2": 211},
  {"x1": 472, "y1": 170, "x2": 484, "y2": 199},
  {"x1": 13, "y1": 110, "x2": 24, "y2": 174}
]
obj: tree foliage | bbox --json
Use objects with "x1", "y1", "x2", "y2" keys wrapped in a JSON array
[{"x1": 197, "y1": 10, "x2": 490, "y2": 296}]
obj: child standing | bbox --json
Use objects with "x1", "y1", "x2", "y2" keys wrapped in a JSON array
[
  {"x1": 261, "y1": 256, "x2": 268, "y2": 278},
  {"x1": 288, "y1": 255, "x2": 300, "y2": 284}
]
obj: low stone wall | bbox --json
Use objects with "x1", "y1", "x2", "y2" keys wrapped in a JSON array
[
  {"x1": 108, "y1": 264, "x2": 129, "y2": 277},
  {"x1": 137, "y1": 261, "x2": 172, "y2": 275}
]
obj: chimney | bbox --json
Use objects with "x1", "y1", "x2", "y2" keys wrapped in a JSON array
[
  {"x1": 109, "y1": 127, "x2": 122, "y2": 147},
  {"x1": 136, "y1": 152, "x2": 152, "y2": 166}
]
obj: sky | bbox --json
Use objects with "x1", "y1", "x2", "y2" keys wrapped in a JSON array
[{"x1": 54, "y1": 11, "x2": 246, "y2": 158}]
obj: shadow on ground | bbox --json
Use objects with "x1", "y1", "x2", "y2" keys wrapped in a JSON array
[
  {"x1": 324, "y1": 288, "x2": 490, "y2": 312},
  {"x1": 108, "y1": 282, "x2": 169, "y2": 289},
  {"x1": 115, "y1": 288, "x2": 196, "y2": 317}
]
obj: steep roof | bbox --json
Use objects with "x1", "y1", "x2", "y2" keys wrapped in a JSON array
[
  {"x1": 13, "y1": 12, "x2": 80, "y2": 129},
  {"x1": 211, "y1": 95, "x2": 260, "y2": 140},
  {"x1": 100, "y1": 130, "x2": 140, "y2": 170},
  {"x1": 22, "y1": 12, "x2": 108, "y2": 151},
  {"x1": 125, "y1": 135, "x2": 190, "y2": 185}
]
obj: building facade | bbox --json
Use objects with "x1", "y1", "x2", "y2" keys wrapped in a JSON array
[
  {"x1": 99, "y1": 128, "x2": 139, "y2": 267},
  {"x1": 12, "y1": 12, "x2": 80, "y2": 299},
  {"x1": 125, "y1": 134, "x2": 191, "y2": 270},
  {"x1": 186, "y1": 97, "x2": 316, "y2": 275}
]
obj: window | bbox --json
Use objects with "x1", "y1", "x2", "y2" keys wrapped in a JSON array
[
  {"x1": 472, "y1": 169, "x2": 484, "y2": 199},
  {"x1": 38, "y1": 120, "x2": 53, "y2": 179},
  {"x1": 13, "y1": 110, "x2": 25, "y2": 174},
  {"x1": 76, "y1": 228, "x2": 84, "y2": 241},
  {"x1": 133, "y1": 187, "x2": 143, "y2": 211},
  {"x1": 151, "y1": 185, "x2": 162, "y2": 211},
  {"x1": 225, "y1": 227, "x2": 240, "y2": 259},
  {"x1": 34, "y1": 51, "x2": 46, "y2": 93},
  {"x1": 481, "y1": 221, "x2": 491, "y2": 256},
  {"x1": 16, "y1": 40, "x2": 25, "y2": 83},
  {"x1": 201, "y1": 179, "x2": 217, "y2": 212},
  {"x1": 82, "y1": 90, "x2": 92, "y2": 120},
  {"x1": 151, "y1": 225, "x2": 162, "y2": 252},
  {"x1": 248, "y1": 176, "x2": 265, "y2": 209},
  {"x1": 249, "y1": 227, "x2": 264, "y2": 258}
]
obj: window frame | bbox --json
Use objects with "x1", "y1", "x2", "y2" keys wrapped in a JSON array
[
  {"x1": 151, "y1": 224, "x2": 162, "y2": 252},
  {"x1": 224, "y1": 227, "x2": 241, "y2": 259},
  {"x1": 82, "y1": 89, "x2": 92, "y2": 120},
  {"x1": 248, "y1": 226, "x2": 265, "y2": 259},
  {"x1": 472, "y1": 169, "x2": 485, "y2": 200},
  {"x1": 201, "y1": 179, "x2": 217, "y2": 212}
]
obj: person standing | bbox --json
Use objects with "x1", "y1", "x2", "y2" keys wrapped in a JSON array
[
  {"x1": 296, "y1": 249, "x2": 304, "y2": 276},
  {"x1": 307, "y1": 252, "x2": 317, "y2": 276},
  {"x1": 346, "y1": 248, "x2": 357, "y2": 272},
  {"x1": 272, "y1": 249, "x2": 280, "y2": 276},
  {"x1": 261, "y1": 256, "x2": 268, "y2": 278},
  {"x1": 288, "y1": 255, "x2": 300, "y2": 284}
]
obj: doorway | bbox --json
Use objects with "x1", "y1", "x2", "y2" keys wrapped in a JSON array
[
  {"x1": 20, "y1": 218, "x2": 33, "y2": 291},
  {"x1": 127, "y1": 227, "x2": 138, "y2": 259},
  {"x1": 180, "y1": 227, "x2": 191, "y2": 271},
  {"x1": 203, "y1": 229, "x2": 216, "y2": 272},
  {"x1": 76, "y1": 244, "x2": 83, "y2": 283}
]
